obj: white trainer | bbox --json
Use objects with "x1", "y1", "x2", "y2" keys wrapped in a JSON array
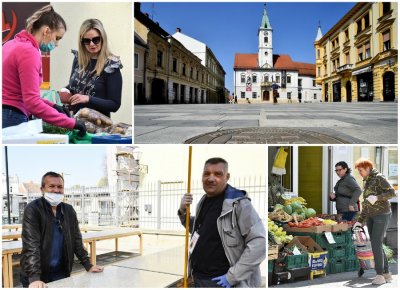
[
  {"x1": 372, "y1": 275, "x2": 386, "y2": 285},
  {"x1": 383, "y1": 272, "x2": 392, "y2": 283}
]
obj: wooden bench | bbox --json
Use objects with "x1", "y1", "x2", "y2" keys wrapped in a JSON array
[{"x1": 2, "y1": 228, "x2": 143, "y2": 288}]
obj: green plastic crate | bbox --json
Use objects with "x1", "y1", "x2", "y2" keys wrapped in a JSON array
[
  {"x1": 328, "y1": 244, "x2": 346, "y2": 259},
  {"x1": 284, "y1": 254, "x2": 309, "y2": 270},
  {"x1": 268, "y1": 259, "x2": 275, "y2": 273},
  {"x1": 286, "y1": 230, "x2": 350, "y2": 250},
  {"x1": 327, "y1": 258, "x2": 346, "y2": 274},
  {"x1": 346, "y1": 244, "x2": 356, "y2": 258},
  {"x1": 345, "y1": 258, "x2": 359, "y2": 272}
]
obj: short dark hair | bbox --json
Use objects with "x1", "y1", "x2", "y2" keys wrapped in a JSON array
[
  {"x1": 41, "y1": 171, "x2": 64, "y2": 188},
  {"x1": 204, "y1": 157, "x2": 228, "y2": 171},
  {"x1": 335, "y1": 161, "x2": 351, "y2": 174}
]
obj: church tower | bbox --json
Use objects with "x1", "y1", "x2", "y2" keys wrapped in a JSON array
[{"x1": 258, "y1": 4, "x2": 273, "y2": 68}]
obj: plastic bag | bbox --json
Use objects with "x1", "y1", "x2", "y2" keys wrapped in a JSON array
[
  {"x1": 107, "y1": 122, "x2": 132, "y2": 136},
  {"x1": 41, "y1": 90, "x2": 62, "y2": 106},
  {"x1": 75, "y1": 108, "x2": 113, "y2": 128}
]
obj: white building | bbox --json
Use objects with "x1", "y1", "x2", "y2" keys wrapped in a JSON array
[
  {"x1": 173, "y1": 29, "x2": 226, "y2": 103},
  {"x1": 234, "y1": 4, "x2": 322, "y2": 103}
]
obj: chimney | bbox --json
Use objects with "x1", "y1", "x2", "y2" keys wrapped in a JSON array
[{"x1": 176, "y1": 28, "x2": 181, "y2": 33}]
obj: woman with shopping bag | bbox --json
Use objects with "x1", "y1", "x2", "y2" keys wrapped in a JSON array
[{"x1": 353, "y1": 158, "x2": 396, "y2": 285}]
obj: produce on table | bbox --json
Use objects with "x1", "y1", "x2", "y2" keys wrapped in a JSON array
[
  {"x1": 322, "y1": 219, "x2": 337, "y2": 225},
  {"x1": 305, "y1": 208, "x2": 317, "y2": 218},
  {"x1": 269, "y1": 208, "x2": 292, "y2": 222},
  {"x1": 268, "y1": 218, "x2": 293, "y2": 244},
  {"x1": 284, "y1": 197, "x2": 307, "y2": 205},
  {"x1": 288, "y1": 217, "x2": 324, "y2": 228},
  {"x1": 283, "y1": 205, "x2": 293, "y2": 215}
]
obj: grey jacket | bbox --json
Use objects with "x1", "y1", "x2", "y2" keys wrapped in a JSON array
[
  {"x1": 178, "y1": 184, "x2": 266, "y2": 288},
  {"x1": 331, "y1": 174, "x2": 362, "y2": 213}
]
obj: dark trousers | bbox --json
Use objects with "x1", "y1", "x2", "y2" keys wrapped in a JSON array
[
  {"x1": 2, "y1": 108, "x2": 28, "y2": 128},
  {"x1": 341, "y1": 211, "x2": 357, "y2": 221},
  {"x1": 366, "y1": 212, "x2": 391, "y2": 275},
  {"x1": 194, "y1": 276, "x2": 224, "y2": 288}
]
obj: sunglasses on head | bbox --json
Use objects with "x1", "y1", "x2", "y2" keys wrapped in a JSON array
[{"x1": 81, "y1": 36, "x2": 101, "y2": 45}]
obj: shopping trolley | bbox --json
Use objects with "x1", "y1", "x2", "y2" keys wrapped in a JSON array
[{"x1": 352, "y1": 225, "x2": 375, "y2": 277}]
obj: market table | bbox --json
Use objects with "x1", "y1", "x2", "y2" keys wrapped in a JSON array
[
  {"x1": 2, "y1": 231, "x2": 21, "y2": 241},
  {"x1": 46, "y1": 264, "x2": 181, "y2": 288},
  {"x1": 1, "y1": 229, "x2": 142, "y2": 288},
  {"x1": 2, "y1": 240, "x2": 22, "y2": 288},
  {"x1": 2, "y1": 224, "x2": 22, "y2": 231},
  {"x1": 112, "y1": 246, "x2": 184, "y2": 276}
]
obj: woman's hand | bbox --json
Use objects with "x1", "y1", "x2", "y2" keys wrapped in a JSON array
[
  {"x1": 329, "y1": 193, "x2": 336, "y2": 200},
  {"x1": 349, "y1": 205, "x2": 355, "y2": 211},
  {"x1": 70, "y1": 94, "x2": 89, "y2": 105}
]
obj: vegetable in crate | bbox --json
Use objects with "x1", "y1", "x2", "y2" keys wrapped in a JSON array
[{"x1": 268, "y1": 218, "x2": 293, "y2": 244}]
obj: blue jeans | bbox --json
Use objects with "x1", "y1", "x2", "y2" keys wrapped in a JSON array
[{"x1": 2, "y1": 108, "x2": 28, "y2": 128}]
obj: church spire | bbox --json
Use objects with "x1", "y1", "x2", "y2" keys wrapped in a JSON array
[
  {"x1": 260, "y1": 3, "x2": 272, "y2": 30},
  {"x1": 315, "y1": 21, "x2": 323, "y2": 41}
]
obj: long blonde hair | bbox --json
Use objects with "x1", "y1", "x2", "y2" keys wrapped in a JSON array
[
  {"x1": 26, "y1": 4, "x2": 66, "y2": 34},
  {"x1": 78, "y1": 19, "x2": 113, "y2": 76}
]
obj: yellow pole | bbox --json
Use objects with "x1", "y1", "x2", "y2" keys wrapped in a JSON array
[{"x1": 183, "y1": 146, "x2": 192, "y2": 288}]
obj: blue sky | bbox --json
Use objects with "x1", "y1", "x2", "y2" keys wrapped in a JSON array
[
  {"x1": 3, "y1": 146, "x2": 107, "y2": 187},
  {"x1": 140, "y1": 1, "x2": 356, "y2": 93}
]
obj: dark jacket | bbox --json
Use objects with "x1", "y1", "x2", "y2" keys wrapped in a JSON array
[
  {"x1": 331, "y1": 174, "x2": 362, "y2": 213},
  {"x1": 358, "y1": 169, "x2": 396, "y2": 223},
  {"x1": 178, "y1": 185, "x2": 266, "y2": 287},
  {"x1": 20, "y1": 197, "x2": 92, "y2": 284}
]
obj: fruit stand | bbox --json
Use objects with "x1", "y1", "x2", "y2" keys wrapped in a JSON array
[{"x1": 268, "y1": 197, "x2": 358, "y2": 285}]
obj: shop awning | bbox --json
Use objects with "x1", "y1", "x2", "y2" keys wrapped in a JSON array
[{"x1": 352, "y1": 66, "x2": 372, "y2": 76}]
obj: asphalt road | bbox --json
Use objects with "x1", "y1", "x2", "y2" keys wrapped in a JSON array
[{"x1": 134, "y1": 103, "x2": 398, "y2": 144}]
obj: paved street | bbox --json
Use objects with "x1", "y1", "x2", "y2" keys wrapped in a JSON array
[
  {"x1": 271, "y1": 266, "x2": 398, "y2": 288},
  {"x1": 134, "y1": 103, "x2": 398, "y2": 144}
]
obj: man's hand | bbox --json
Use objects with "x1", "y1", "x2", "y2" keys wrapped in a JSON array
[
  {"x1": 352, "y1": 221, "x2": 363, "y2": 230},
  {"x1": 29, "y1": 281, "x2": 46, "y2": 288},
  {"x1": 366, "y1": 195, "x2": 378, "y2": 205},
  {"x1": 212, "y1": 274, "x2": 231, "y2": 288},
  {"x1": 89, "y1": 265, "x2": 104, "y2": 273},
  {"x1": 349, "y1": 205, "x2": 355, "y2": 211},
  {"x1": 180, "y1": 193, "x2": 193, "y2": 212},
  {"x1": 329, "y1": 193, "x2": 336, "y2": 200}
]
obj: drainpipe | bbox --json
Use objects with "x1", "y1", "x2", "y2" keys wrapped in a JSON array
[{"x1": 167, "y1": 36, "x2": 171, "y2": 104}]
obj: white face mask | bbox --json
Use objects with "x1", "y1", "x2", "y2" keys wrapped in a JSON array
[{"x1": 44, "y1": 192, "x2": 64, "y2": 206}]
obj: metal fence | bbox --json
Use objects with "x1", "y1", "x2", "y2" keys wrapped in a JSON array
[
  {"x1": 137, "y1": 176, "x2": 266, "y2": 231},
  {"x1": 3, "y1": 176, "x2": 266, "y2": 231}
]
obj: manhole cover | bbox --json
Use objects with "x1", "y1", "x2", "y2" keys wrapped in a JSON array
[{"x1": 185, "y1": 128, "x2": 350, "y2": 144}]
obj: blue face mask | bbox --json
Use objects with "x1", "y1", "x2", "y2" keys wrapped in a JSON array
[{"x1": 39, "y1": 41, "x2": 56, "y2": 53}]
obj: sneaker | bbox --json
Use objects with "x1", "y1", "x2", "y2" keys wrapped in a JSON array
[
  {"x1": 383, "y1": 272, "x2": 392, "y2": 283},
  {"x1": 372, "y1": 275, "x2": 386, "y2": 285}
]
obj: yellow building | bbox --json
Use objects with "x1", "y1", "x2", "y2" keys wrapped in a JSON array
[
  {"x1": 314, "y1": 2, "x2": 397, "y2": 102},
  {"x1": 134, "y1": 3, "x2": 208, "y2": 104}
]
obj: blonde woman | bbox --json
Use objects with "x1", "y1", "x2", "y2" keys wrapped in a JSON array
[
  {"x1": 2, "y1": 5, "x2": 86, "y2": 135},
  {"x1": 64, "y1": 19, "x2": 122, "y2": 117},
  {"x1": 353, "y1": 158, "x2": 396, "y2": 285}
]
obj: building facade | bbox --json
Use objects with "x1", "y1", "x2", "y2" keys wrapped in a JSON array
[
  {"x1": 314, "y1": 2, "x2": 398, "y2": 102},
  {"x1": 134, "y1": 3, "x2": 208, "y2": 104},
  {"x1": 173, "y1": 29, "x2": 226, "y2": 103},
  {"x1": 234, "y1": 5, "x2": 321, "y2": 104}
]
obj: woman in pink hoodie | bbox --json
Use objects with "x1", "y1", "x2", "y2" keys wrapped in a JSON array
[{"x1": 2, "y1": 4, "x2": 86, "y2": 135}]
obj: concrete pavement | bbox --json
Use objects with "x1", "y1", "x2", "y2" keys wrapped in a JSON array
[
  {"x1": 134, "y1": 103, "x2": 398, "y2": 144},
  {"x1": 271, "y1": 266, "x2": 398, "y2": 288}
]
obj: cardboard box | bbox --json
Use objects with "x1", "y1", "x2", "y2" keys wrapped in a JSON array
[
  {"x1": 331, "y1": 223, "x2": 349, "y2": 232},
  {"x1": 283, "y1": 224, "x2": 331, "y2": 234},
  {"x1": 268, "y1": 245, "x2": 279, "y2": 260},
  {"x1": 287, "y1": 237, "x2": 328, "y2": 271}
]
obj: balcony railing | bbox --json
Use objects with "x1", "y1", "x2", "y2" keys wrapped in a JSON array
[{"x1": 337, "y1": 64, "x2": 353, "y2": 73}]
